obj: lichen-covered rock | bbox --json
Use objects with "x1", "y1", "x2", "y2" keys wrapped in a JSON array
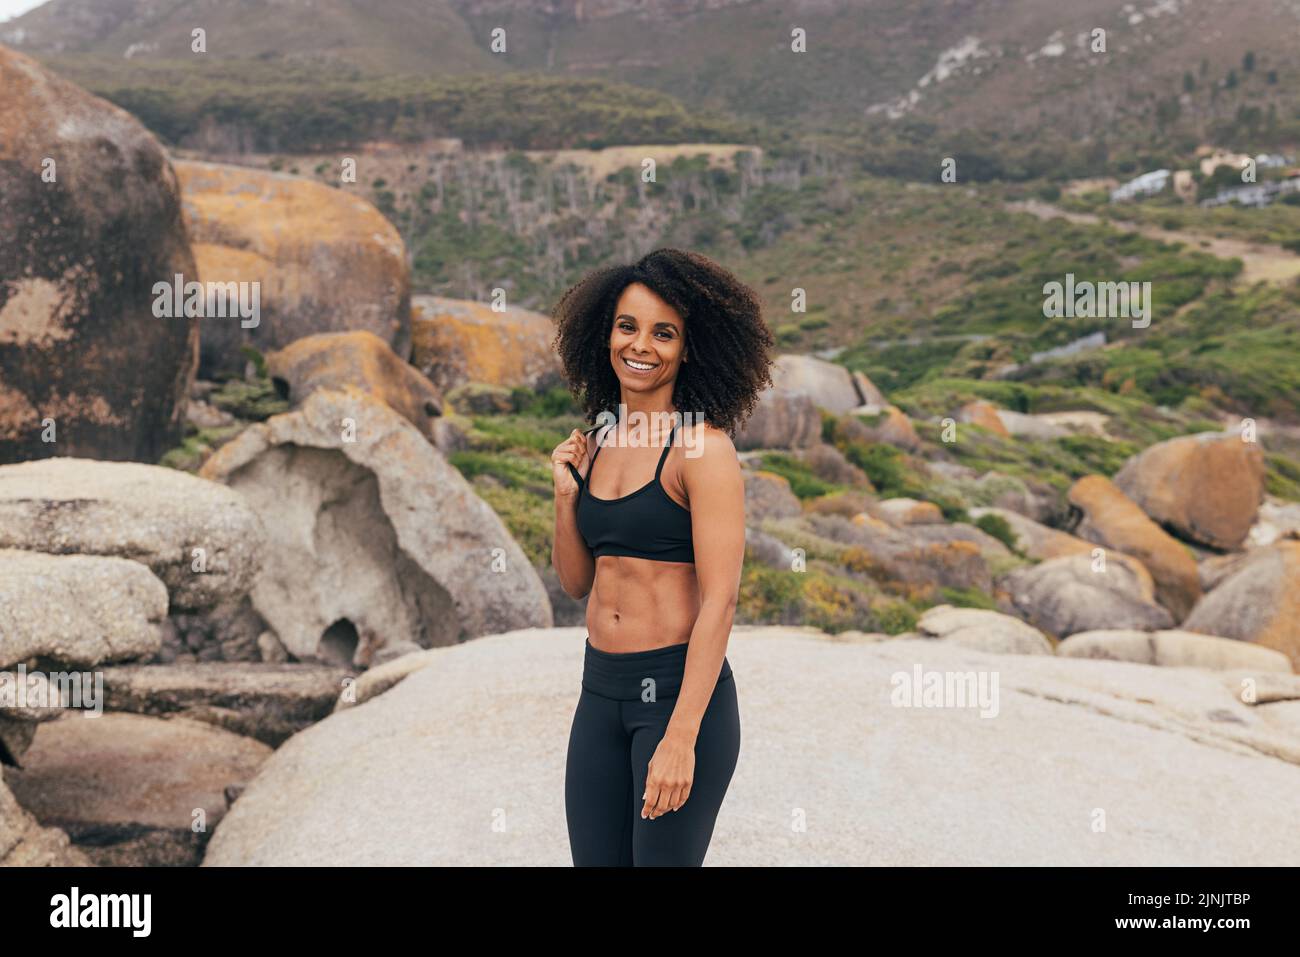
[
  {"x1": 199, "y1": 387, "x2": 552, "y2": 662},
  {"x1": 1067, "y1": 474, "x2": 1201, "y2": 619},
  {"x1": 174, "y1": 160, "x2": 410, "y2": 378},
  {"x1": 956, "y1": 400, "x2": 1010, "y2": 438},
  {"x1": 0, "y1": 459, "x2": 265, "y2": 610},
  {"x1": 0, "y1": 45, "x2": 197, "y2": 464},
  {"x1": 1182, "y1": 541, "x2": 1300, "y2": 671},
  {"x1": 1113, "y1": 430, "x2": 1265, "y2": 550},
  {"x1": 267, "y1": 330, "x2": 443, "y2": 443},
  {"x1": 410, "y1": 295, "x2": 563, "y2": 394}
]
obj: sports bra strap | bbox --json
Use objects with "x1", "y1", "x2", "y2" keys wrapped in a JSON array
[{"x1": 654, "y1": 415, "x2": 680, "y2": 483}]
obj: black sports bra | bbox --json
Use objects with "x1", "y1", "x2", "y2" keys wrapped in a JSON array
[{"x1": 566, "y1": 415, "x2": 695, "y2": 564}]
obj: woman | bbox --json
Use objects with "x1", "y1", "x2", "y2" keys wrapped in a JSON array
[{"x1": 549, "y1": 247, "x2": 775, "y2": 866}]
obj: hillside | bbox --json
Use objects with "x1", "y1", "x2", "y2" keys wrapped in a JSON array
[{"x1": 8, "y1": 0, "x2": 1300, "y2": 172}]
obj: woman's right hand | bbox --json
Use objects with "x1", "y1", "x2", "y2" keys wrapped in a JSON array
[{"x1": 552, "y1": 428, "x2": 589, "y2": 499}]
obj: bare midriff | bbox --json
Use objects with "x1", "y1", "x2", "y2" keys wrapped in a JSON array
[{"x1": 585, "y1": 555, "x2": 700, "y2": 653}]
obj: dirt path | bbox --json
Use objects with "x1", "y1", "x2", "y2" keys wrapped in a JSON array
[{"x1": 1007, "y1": 199, "x2": 1300, "y2": 286}]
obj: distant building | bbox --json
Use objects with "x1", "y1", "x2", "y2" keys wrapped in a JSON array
[
  {"x1": 1255, "y1": 153, "x2": 1292, "y2": 169},
  {"x1": 1110, "y1": 169, "x2": 1170, "y2": 202},
  {"x1": 1199, "y1": 151, "x2": 1252, "y2": 178},
  {"x1": 1172, "y1": 169, "x2": 1196, "y2": 203},
  {"x1": 1200, "y1": 177, "x2": 1300, "y2": 208}
]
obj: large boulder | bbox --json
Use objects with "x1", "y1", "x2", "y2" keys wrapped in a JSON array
[
  {"x1": 841, "y1": 405, "x2": 923, "y2": 452},
  {"x1": 266, "y1": 330, "x2": 443, "y2": 443},
  {"x1": 914, "y1": 605, "x2": 1052, "y2": 655},
  {"x1": 0, "y1": 549, "x2": 168, "y2": 669},
  {"x1": 1001, "y1": 552, "x2": 1175, "y2": 638},
  {"x1": 174, "y1": 160, "x2": 411, "y2": 378},
  {"x1": 968, "y1": 507, "x2": 1094, "y2": 560},
  {"x1": 734, "y1": 391, "x2": 821, "y2": 450},
  {"x1": 1067, "y1": 474, "x2": 1201, "y2": 619},
  {"x1": 201, "y1": 626, "x2": 1300, "y2": 865},
  {"x1": 0, "y1": 458, "x2": 265, "y2": 610},
  {"x1": 768, "y1": 354, "x2": 865, "y2": 414},
  {"x1": 199, "y1": 387, "x2": 552, "y2": 663},
  {"x1": 743, "y1": 470, "x2": 802, "y2": 521},
  {"x1": 1058, "y1": 630, "x2": 1293, "y2": 673},
  {"x1": 1182, "y1": 541, "x2": 1300, "y2": 670},
  {"x1": 1113, "y1": 430, "x2": 1265, "y2": 550},
  {"x1": 5, "y1": 711, "x2": 271, "y2": 866},
  {"x1": 0, "y1": 45, "x2": 198, "y2": 464},
  {"x1": 955, "y1": 400, "x2": 1010, "y2": 438},
  {"x1": 410, "y1": 295, "x2": 563, "y2": 395}
]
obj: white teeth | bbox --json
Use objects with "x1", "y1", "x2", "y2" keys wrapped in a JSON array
[{"x1": 625, "y1": 358, "x2": 657, "y2": 370}]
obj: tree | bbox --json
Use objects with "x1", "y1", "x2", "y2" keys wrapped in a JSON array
[
  {"x1": 1243, "y1": 51, "x2": 1255, "y2": 72},
  {"x1": 1225, "y1": 70, "x2": 1238, "y2": 89},
  {"x1": 1183, "y1": 72, "x2": 1195, "y2": 92}
]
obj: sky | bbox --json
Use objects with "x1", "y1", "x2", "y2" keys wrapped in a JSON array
[{"x1": 0, "y1": 0, "x2": 48, "y2": 23}]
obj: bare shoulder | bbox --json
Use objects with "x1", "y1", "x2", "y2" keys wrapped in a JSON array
[{"x1": 680, "y1": 419, "x2": 739, "y2": 469}]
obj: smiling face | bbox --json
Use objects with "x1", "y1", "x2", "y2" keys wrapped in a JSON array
[{"x1": 609, "y1": 282, "x2": 687, "y2": 397}]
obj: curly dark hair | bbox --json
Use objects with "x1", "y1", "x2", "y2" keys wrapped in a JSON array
[{"x1": 550, "y1": 247, "x2": 775, "y2": 437}]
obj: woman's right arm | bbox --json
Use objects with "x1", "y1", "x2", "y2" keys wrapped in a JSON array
[{"x1": 551, "y1": 428, "x2": 596, "y2": 600}]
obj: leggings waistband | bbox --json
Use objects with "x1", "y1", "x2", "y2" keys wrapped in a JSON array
[{"x1": 581, "y1": 637, "x2": 732, "y2": 701}]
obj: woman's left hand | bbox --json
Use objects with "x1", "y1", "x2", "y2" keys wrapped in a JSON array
[{"x1": 642, "y1": 729, "x2": 695, "y2": 819}]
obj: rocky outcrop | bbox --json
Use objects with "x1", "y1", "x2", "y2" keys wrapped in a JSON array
[
  {"x1": 0, "y1": 45, "x2": 198, "y2": 464},
  {"x1": 1067, "y1": 474, "x2": 1201, "y2": 619},
  {"x1": 98, "y1": 662, "x2": 350, "y2": 747},
  {"x1": 791, "y1": 443, "x2": 873, "y2": 488},
  {"x1": 199, "y1": 388, "x2": 552, "y2": 663},
  {"x1": 737, "y1": 355, "x2": 889, "y2": 450},
  {"x1": 0, "y1": 459, "x2": 265, "y2": 610},
  {"x1": 5, "y1": 711, "x2": 271, "y2": 866},
  {"x1": 872, "y1": 498, "x2": 944, "y2": 526},
  {"x1": 956, "y1": 400, "x2": 1009, "y2": 437},
  {"x1": 996, "y1": 411, "x2": 1069, "y2": 440},
  {"x1": 410, "y1": 295, "x2": 564, "y2": 395},
  {"x1": 1058, "y1": 630, "x2": 1293, "y2": 672},
  {"x1": 838, "y1": 406, "x2": 923, "y2": 452},
  {"x1": 743, "y1": 470, "x2": 802, "y2": 521},
  {"x1": 915, "y1": 605, "x2": 1053, "y2": 655},
  {"x1": 1002, "y1": 552, "x2": 1175, "y2": 638},
  {"x1": 808, "y1": 513, "x2": 991, "y2": 592},
  {"x1": 768, "y1": 354, "x2": 865, "y2": 414},
  {"x1": 174, "y1": 160, "x2": 411, "y2": 378},
  {"x1": 968, "y1": 507, "x2": 1093, "y2": 560},
  {"x1": 1114, "y1": 430, "x2": 1265, "y2": 550},
  {"x1": 734, "y1": 391, "x2": 821, "y2": 450},
  {"x1": 1182, "y1": 541, "x2": 1300, "y2": 670},
  {"x1": 267, "y1": 331, "x2": 443, "y2": 443},
  {"x1": 0, "y1": 549, "x2": 168, "y2": 669},
  {"x1": 201, "y1": 626, "x2": 1300, "y2": 866}
]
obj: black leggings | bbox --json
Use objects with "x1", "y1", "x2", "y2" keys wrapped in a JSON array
[{"x1": 565, "y1": 637, "x2": 741, "y2": 866}]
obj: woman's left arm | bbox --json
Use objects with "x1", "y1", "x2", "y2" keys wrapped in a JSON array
[{"x1": 642, "y1": 425, "x2": 745, "y2": 819}]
